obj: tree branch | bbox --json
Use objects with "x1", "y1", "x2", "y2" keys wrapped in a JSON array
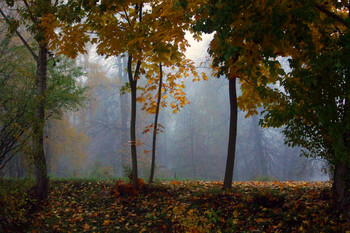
[
  {"x1": 134, "y1": 60, "x2": 142, "y2": 81},
  {"x1": 0, "y1": 8, "x2": 38, "y2": 61},
  {"x1": 139, "y1": 3, "x2": 143, "y2": 22},
  {"x1": 22, "y1": 0, "x2": 39, "y2": 25},
  {"x1": 127, "y1": 53, "x2": 133, "y2": 83},
  {"x1": 123, "y1": 7, "x2": 132, "y2": 27},
  {"x1": 315, "y1": 4, "x2": 348, "y2": 28}
]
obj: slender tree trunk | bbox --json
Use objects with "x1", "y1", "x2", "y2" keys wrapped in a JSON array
[
  {"x1": 190, "y1": 118, "x2": 197, "y2": 179},
  {"x1": 149, "y1": 62, "x2": 163, "y2": 183},
  {"x1": 130, "y1": 82, "x2": 138, "y2": 189},
  {"x1": 118, "y1": 56, "x2": 129, "y2": 176},
  {"x1": 127, "y1": 54, "x2": 140, "y2": 189},
  {"x1": 33, "y1": 44, "x2": 49, "y2": 201},
  {"x1": 160, "y1": 112, "x2": 168, "y2": 168},
  {"x1": 252, "y1": 114, "x2": 267, "y2": 177},
  {"x1": 223, "y1": 77, "x2": 238, "y2": 189}
]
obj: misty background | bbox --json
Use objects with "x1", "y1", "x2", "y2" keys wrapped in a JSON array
[{"x1": 2, "y1": 34, "x2": 329, "y2": 181}]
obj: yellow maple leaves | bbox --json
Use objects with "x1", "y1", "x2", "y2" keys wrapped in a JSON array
[
  {"x1": 103, "y1": 219, "x2": 111, "y2": 226},
  {"x1": 83, "y1": 223, "x2": 90, "y2": 231}
]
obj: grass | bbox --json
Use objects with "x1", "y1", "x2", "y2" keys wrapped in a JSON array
[{"x1": 0, "y1": 179, "x2": 348, "y2": 232}]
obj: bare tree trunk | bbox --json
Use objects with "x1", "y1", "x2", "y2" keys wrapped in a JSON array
[
  {"x1": 190, "y1": 117, "x2": 197, "y2": 179},
  {"x1": 223, "y1": 77, "x2": 238, "y2": 189},
  {"x1": 130, "y1": 82, "x2": 138, "y2": 188},
  {"x1": 117, "y1": 56, "x2": 129, "y2": 176},
  {"x1": 149, "y1": 62, "x2": 163, "y2": 183},
  {"x1": 33, "y1": 45, "x2": 49, "y2": 201},
  {"x1": 333, "y1": 161, "x2": 350, "y2": 219},
  {"x1": 127, "y1": 54, "x2": 140, "y2": 189},
  {"x1": 252, "y1": 114, "x2": 267, "y2": 177}
]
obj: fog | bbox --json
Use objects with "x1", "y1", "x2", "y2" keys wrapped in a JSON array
[{"x1": 2, "y1": 39, "x2": 329, "y2": 182}]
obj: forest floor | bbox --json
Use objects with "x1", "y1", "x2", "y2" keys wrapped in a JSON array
[{"x1": 0, "y1": 179, "x2": 349, "y2": 232}]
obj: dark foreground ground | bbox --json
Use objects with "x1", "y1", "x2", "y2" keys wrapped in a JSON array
[{"x1": 0, "y1": 179, "x2": 348, "y2": 232}]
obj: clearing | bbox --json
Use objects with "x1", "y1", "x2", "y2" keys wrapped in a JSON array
[{"x1": 0, "y1": 179, "x2": 348, "y2": 232}]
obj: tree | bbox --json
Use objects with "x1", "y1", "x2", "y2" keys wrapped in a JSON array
[
  {"x1": 0, "y1": 36, "x2": 34, "y2": 171},
  {"x1": 0, "y1": 33, "x2": 86, "y2": 173},
  {"x1": 84, "y1": 0, "x2": 205, "y2": 188},
  {"x1": 0, "y1": 0, "x2": 56, "y2": 200},
  {"x1": 195, "y1": 0, "x2": 350, "y2": 215},
  {"x1": 1, "y1": 0, "x2": 88, "y2": 200},
  {"x1": 193, "y1": 1, "x2": 251, "y2": 189}
]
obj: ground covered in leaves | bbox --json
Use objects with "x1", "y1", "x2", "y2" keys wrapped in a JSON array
[{"x1": 0, "y1": 179, "x2": 349, "y2": 232}]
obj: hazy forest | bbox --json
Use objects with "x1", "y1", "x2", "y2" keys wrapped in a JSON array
[{"x1": 1, "y1": 0, "x2": 350, "y2": 232}]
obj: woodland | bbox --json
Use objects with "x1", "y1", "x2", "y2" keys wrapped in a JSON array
[{"x1": 0, "y1": 0, "x2": 350, "y2": 232}]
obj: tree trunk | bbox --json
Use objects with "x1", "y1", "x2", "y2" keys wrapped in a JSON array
[
  {"x1": 334, "y1": 81, "x2": 350, "y2": 218},
  {"x1": 118, "y1": 55, "x2": 129, "y2": 176},
  {"x1": 252, "y1": 114, "x2": 267, "y2": 177},
  {"x1": 33, "y1": 45, "x2": 49, "y2": 201},
  {"x1": 149, "y1": 63, "x2": 163, "y2": 183},
  {"x1": 223, "y1": 77, "x2": 238, "y2": 189},
  {"x1": 333, "y1": 161, "x2": 350, "y2": 219},
  {"x1": 130, "y1": 82, "x2": 138, "y2": 189},
  {"x1": 190, "y1": 117, "x2": 197, "y2": 179},
  {"x1": 127, "y1": 54, "x2": 139, "y2": 189}
]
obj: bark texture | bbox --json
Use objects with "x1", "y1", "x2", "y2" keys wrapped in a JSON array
[
  {"x1": 33, "y1": 45, "x2": 49, "y2": 201},
  {"x1": 333, "y1": 162, "x2": 350, "y2": 219},
  {"x1": 223, "y1": 77, "x2": 238, "y2": 189},
  {"x1": 127, "y1": 54, "x2": 140, "y2": 189},
  {"x1": 149, "y1": 63, "x2": 163, "y2": 183}
]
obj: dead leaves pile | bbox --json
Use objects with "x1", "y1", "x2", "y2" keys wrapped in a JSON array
[{"x1": 1, "y1": 179, "x2": 349, "y2": 232}]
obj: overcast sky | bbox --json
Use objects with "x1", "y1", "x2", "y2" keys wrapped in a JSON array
[{"x1": 185, "y1": 32, "x2": 213, "y2": 63}]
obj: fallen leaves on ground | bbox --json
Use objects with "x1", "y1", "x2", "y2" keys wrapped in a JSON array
[{"x1": 0, "y1": 179, "x2": 348, "y2": 232}]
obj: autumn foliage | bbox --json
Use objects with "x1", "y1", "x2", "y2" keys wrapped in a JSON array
[{"x1": 0, "y1": 179, "x2": 348, "y2": 232}]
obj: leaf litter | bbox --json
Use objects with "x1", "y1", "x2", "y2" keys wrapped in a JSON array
[{"x1": 1, "y1": 179, "x2": 349, "y2": 232}]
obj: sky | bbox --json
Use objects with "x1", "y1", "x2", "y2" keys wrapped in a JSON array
[{"x1": 184, "y1": 32, "x2": 213, "y2": 62}]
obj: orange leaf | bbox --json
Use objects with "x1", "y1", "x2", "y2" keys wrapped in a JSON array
[
  {"x1": 83, "y1": 223, "x2": 90, "y2": 231},
  {"x1": 103, "y1": 220, "x2": 111, "y2": 226}
]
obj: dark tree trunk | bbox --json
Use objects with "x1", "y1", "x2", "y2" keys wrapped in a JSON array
[
  {"x1": 149, "y1": 62, "x2": 163, "y2": 183},
  {"x1": 333, "y1": 161, "x2": 350, "y2": 219},
  {"x1": 333, "y1": 83, "x2": 350, "y2": 218},
  {"x1": 130, "y1": 82, "x2": 138, "y2": 189},
  {"x1": 33, "y1": 45, "x2": 49, "y2": 201},
  {"x1": 223, "y1": 77, "x2": 238, "y2": 189},
  {"x1": 127, "y1": 54, "x2": 140, "y2": 189},
  {"x1": 333, "y1": 31, "x2": 350, "y2": 216}
]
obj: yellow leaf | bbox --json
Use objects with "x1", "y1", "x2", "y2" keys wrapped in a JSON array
[
  {"x1": 202, "y1": 72, "x2": 208, "y2": 81},
  {"x1": 83, "y1": 223, "x2": 90, "y2": 231},
  {"x1": 103, "y1": 220, "x2": 111, "y2": 226},
  {"x1": 162, "y1": 95, "x2": 168, "y2": 99}
]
